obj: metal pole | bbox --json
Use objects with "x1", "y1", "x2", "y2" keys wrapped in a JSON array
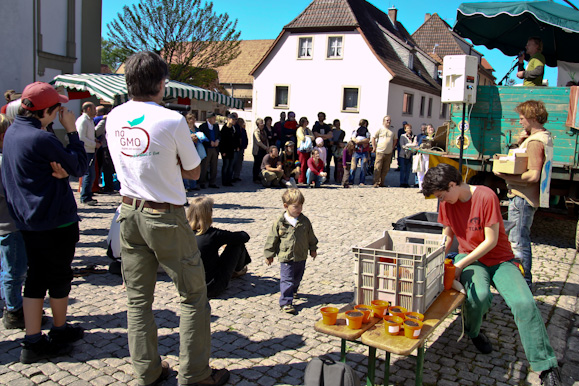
[{"x1": 458, "y1": 102, "x2": 466, "y2": 175}]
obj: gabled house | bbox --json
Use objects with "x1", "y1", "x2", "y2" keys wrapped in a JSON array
[
  {"x1": 412, "y1": 13, "x2": 496, "y2": 86},
  {"x1": 250, "y1": 0, "x2": 445, "y2": 136}
]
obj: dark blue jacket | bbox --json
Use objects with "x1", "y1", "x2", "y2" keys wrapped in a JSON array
[{"x1": 1, "y1": 116, "x2": 88, "y2": 231}]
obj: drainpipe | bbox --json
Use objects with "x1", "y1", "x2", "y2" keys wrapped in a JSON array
[{"x1": 33, "y1": 0, "x2": 37, "y2": 81}]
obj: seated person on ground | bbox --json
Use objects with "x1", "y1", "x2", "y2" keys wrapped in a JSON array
[
  {"x1": 260, "y1": 145, "x2": 284, "y2": 188},
  {"x1": 187, "y1": 196, "x2": 251, "y2": 298}
]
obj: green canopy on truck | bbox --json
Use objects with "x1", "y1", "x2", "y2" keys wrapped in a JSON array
[{"x1": 454, "y1": 1, "x2": 579, "y2": 67}]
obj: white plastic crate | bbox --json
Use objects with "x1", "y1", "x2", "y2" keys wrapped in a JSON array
[{"x1": 352, "y1": 230, "x2": 446, "y2": 314}]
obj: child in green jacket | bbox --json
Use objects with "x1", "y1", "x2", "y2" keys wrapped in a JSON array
[{"x1": 264, "y1": 189, "x2": 318, "y2": 314}]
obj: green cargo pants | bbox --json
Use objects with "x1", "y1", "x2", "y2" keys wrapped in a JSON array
[
  {"x1": 455, "y1": 254, "x2": 558, "y2": 372},
  {"x1": 119, "y1": 200, "x2": 212, "y2": 385}
]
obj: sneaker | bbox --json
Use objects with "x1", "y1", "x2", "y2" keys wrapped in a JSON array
[
  {"x1": 289, "y1": 177, "x2": 298, "y2": 188},
  {"x1": 82, "y1": 199, "x2": 98, "y2": 206},
  {"x1": 20, "y1": 335, "x2": 73, "y2": 364},
  {"x1": 48, "y1": 323, "x2": 85, "y2": 345},
  {"x1": 373, "y1": 184, "x2": 380, "y2": 188},
  {"x1": 182, "y1": 368, "x2": 230, "y2": 386},
  {"x1": 470, "y1": 331, "x2": 493, "y2": 354},
  {"x1": 2, "y1": 308, "x2": 25, "y2": 329},
  {"x1": 142, "y1": 360, "x2": 171, "y2": 386},
  {"x1": 540, "y1": 367, "x2": 562, "y2": 386},
  {"x1": 281, "y1": 304, "x2": 296, "y2": 314}
]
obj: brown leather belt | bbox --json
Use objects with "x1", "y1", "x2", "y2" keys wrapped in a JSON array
[{"x1": 122, "y1": 196, "x2": 183, "y2": 210}]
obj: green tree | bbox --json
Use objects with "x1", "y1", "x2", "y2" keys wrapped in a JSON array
[
  {"x1": 101, "y1": 38, "x2": 131, "y2": 72},
  {"x1": 106, "y1": 0, "x2": 240, "y2": 84}
]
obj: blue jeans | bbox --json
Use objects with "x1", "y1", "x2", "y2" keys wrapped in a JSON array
[
  {"x1": 279, "y1": 260, "x2": 306, "y2": 306},
  {"x1": 350, "y1": 152, "x2": 367, "y2": 184},
  {"x1": 455, "y1": 254, "x2": 557, "y2": 371},
  {"x1": 508, "y1": 196, "x2": 537, "y2": 288},
  {"x1": 81, "y1": 152, "x2": 96, "y2": 202},
  {"x1": 399, "y1": 157, "x2": 412, "y2": 186},
  {"x1": 0, "y1": 231, "x2": 27, "y2": 311},
  {"x1": 222, "y1": 157, "x2": 235, "y2": 185},
  {"x1": 306, "y1": 169, "x2": 325, "y2": 187}
]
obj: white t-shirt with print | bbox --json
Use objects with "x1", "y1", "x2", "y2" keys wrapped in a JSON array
[{"x1": 106, "y1": 100, "x2": 200, "y2": 205}]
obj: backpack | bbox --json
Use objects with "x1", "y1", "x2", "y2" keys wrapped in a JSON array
[{"x1": 304, "y1": 356, "x2": 361, "y2": 386}]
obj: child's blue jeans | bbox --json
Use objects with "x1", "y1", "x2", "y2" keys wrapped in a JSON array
[{"x1": 279, "y1": 260, "x2": 306, "y2": 306}]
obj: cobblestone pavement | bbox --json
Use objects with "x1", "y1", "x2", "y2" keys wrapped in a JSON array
[{"x1": 1, "y1": 160, "x2": 578, "y2": 386}]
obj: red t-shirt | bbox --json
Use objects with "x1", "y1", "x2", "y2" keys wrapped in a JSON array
[{"x1": 438, "y1": 185, "x2": 514, "y2": 267}]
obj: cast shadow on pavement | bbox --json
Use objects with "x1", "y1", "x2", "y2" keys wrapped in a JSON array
[
  {"x1": 213, "y1": 203, "x2": 263, "y2": 210},
  {"x1": 211, "y1": 332, "x2": 305, "y2": 359},
  {"x1": 212, "y1": 217, "x2": 254, "y2": 224}
]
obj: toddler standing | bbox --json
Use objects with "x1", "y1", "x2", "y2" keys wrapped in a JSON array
[{"x1": 264, "y1": 189, "x2": 318, "y2": 314}]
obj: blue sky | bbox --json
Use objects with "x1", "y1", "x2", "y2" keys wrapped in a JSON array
[{"x1": 101, "y1": 0, "x2": 565, "y2": 86}]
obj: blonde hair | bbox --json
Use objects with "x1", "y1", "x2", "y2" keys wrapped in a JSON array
[
  {"x1": 187, "y1": 196, "x2": 214, "y2": 235},
  {"x1": 0, "y1": 114, "x2": 10, "y2": 135},
  {"x1": 282, "y1": 188, "x2": 305, "y2": 205}
]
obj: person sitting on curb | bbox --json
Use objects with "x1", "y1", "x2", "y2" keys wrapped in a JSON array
[
  {"x1": 422, "y1": 164, "x2": 561, "y2": 386},
  {"x1": 187, "y1": 196, "x2": 251, "y2": 299},
  {"x1": 260, "y1": 145, "x2": 284, "y2": 188}
]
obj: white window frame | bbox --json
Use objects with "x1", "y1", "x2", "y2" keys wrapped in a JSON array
[
  {"x1": 327, "y1": 35, "x2": 344, "y2": 59},
  {"x1": 297, "y1": 36, "x2": 313, "y2": 59},
  {"x1": 341, "y1": 86, "x2": 360, "y2": 112},
  {"x1": 402, "y1": 92, "x2": 414, "y2": 115},
  {"x1": 274, "y1": 85, "x2": 290, "y2": 109}
]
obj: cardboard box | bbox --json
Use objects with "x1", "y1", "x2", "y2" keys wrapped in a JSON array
[{"x1": 492, "y1": 153, "x2": 528, "y2": 174}]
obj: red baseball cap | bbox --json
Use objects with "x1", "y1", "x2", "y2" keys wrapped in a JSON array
[{"x1": 20, "y1": 82, "x2": 68, "y2": 111}]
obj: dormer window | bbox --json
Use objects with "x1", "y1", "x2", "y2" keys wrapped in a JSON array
[
  {"x1": 327, "y1": 36, "x2": 343, "y2": 59},
  {"x1": 408, "y1": 53, "x2": 414, "y2": 70},
  {"x1": 298, "y1": 37, "x2": 313, "y2": 59}
]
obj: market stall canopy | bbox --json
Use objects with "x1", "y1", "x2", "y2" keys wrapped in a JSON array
[
  {"x1": 52, "y1": 73, "x2": 243, "y2": 109},
  {"x1": 454, "y1": 1, "x2": 579, "y2": 67}
]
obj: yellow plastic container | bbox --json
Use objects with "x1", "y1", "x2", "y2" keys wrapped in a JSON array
[
  {"x1": 345, "y1": 310, "x2": 364, "y2": 330},
  {"x1": 388, "y1": 305, "x2": 407, "y2": 319},
  {"x1": 370, "y1": 300, "x2": 389, "y2": 318},
  {"x1": 383, "y1": 315, "x2": 404, "y2": 335},
  {"x1": 405, "y1": 312, "x2": 424, "y2": 322},
  {"x1": 320, "y1": 307, "x2": 339, "y2": 325},
  {"x1": 403, "y1": 319, "x2": 423, "y2": 339},
  {"x1": 354, "y1": 305, "x2": 373, "y2": 324}
]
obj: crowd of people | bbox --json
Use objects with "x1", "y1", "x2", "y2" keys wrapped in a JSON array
[{"x1": 0, "y1": 49, "x2": 562, "y2": 386}]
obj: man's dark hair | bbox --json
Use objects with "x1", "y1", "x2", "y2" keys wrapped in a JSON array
[
  {"x1": 268, "y1": 145, "x2": 278, "y2": 153},
  {"x1": 17, "y1": 100, "x2": 61, "y2": 119},
  {"x1": 422, "y1": 164, "x2": 462, "y2": 197},
  {"x1": 124, "y1": 51, "x2": 169, "y2": 99}
]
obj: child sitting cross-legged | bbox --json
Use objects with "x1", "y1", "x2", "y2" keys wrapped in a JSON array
[
  {"x1": 264, "y1": 189, "x2": 318, "y2": 314},
  {"x1": 187, "y1": 196, "x2": 251, "y2": 298}
]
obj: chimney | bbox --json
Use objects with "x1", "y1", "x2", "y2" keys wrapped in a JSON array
[
  {"x1": 388, "y1": 7, "x2": 397, "y2": 24},
  {"x1": 425, "y1": 13, "x2": 431, "y2": 22}
]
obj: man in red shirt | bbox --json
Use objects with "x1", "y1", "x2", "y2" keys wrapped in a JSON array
[{"x1": 422, "y1": 164, "x2": 560, "y2": 386}]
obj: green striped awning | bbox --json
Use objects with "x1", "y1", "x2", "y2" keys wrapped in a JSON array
[{"x1": 52, "y1": 73, "x2": 243, "y2": 109}]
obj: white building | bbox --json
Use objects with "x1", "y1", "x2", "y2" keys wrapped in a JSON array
[
  {"x1": 250, "y1": 0, "x2": 444, "y2": 137},
  {"x1": 0, "y1": 0, "x2": 102, "y2": 125}
]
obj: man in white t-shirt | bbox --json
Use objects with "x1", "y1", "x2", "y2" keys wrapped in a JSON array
[
  {"x1": 76, "y1": 102, "x2": 98, "y2": 205},
  {"x1": 106, "y1": 51, "x2": 229, "y2": 386},
  {"x1": 372, "y1": 115, "x2": 396, "y2": 187}
]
